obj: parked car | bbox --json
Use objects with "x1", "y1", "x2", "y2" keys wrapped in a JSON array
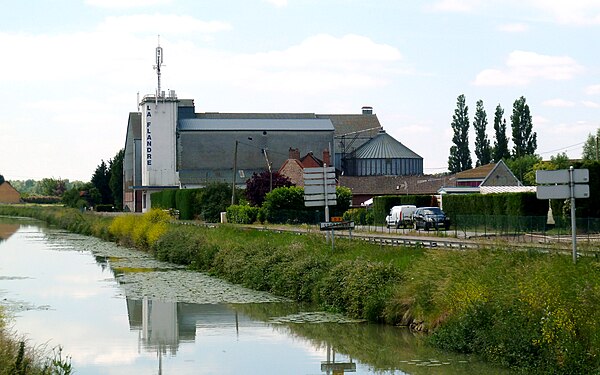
[
  {"x1": 413, "y1": 207, "x2": 450, "y2": 230},
  {"x1": 385, "y1": 205, "x2": 417, "y2": 229}
]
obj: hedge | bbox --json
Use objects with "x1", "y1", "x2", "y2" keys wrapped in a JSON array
[{"x1": 442, "y1": 192, "x2": 548, "y2": 221}]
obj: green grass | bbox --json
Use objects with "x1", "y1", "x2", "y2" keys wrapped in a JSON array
[{"x1": 3, "y1": 205, "x2": 600, "y2": 373}]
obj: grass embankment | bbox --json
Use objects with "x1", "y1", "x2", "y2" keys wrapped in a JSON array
[{"x1": 2, "y1": 205, "x2": 600, "y2": 374}]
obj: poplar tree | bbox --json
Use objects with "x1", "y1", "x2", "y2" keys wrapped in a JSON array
[
  {"x1": 511, "y1": 96, "x2": 537, "y2": 158},
  {"x1": 492, "y1": 104, "x2": 510, "y2": 162},
  {"x1": 473, "y1": 99, "x2": 492, "y2": 166},
  {"x1": 448, "y1": 94, "x2": 472, "y2": 173}
]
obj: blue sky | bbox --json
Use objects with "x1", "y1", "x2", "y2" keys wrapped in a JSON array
[{"x1": 1, "y1": 0, "x2": 599, "y2": 181}]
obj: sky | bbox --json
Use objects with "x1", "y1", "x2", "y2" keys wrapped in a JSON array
[{"x1": 1, "y1": 0, "x2": 599, "y2": 182}]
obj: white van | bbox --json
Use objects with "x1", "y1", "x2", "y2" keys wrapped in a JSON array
[{"x1": 385, "y1": 205, "x2": 417, "y2": 229}]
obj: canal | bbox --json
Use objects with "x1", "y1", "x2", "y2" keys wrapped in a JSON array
[{"x1": 0, "y1": 216, "x2": 507, "y2": 374}]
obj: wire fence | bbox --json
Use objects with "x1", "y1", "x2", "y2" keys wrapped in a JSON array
[{"x1": 354, "y1": 215, "x2": 600, "y2": 245}]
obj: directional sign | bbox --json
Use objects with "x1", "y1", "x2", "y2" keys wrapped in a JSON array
[
  {"x1": 304, "y1": 185, "x2": 336, "y2": 194},
  {"x1": 320, "y1": 221, "x2": 355, "y2": 231},
  {"x1": 536, "y1": 184, "x2": 590, "y2": 200},
  {"x1": 304, "y1": 166, "x2": 335, "y2": 174},
  {"x1": 536, "y1": 169, "x2": 589, "y2": 184},
  {"x1": 304, "y1": 193, "x2": 337, "y2": 201},
  {"x1": 305, "y1": 200, "x2": 337, "y2": 207}
]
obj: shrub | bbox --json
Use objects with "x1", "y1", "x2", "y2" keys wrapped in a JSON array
[{"x1": 227, "y1": 205, "x2": 259, "y2": 224}]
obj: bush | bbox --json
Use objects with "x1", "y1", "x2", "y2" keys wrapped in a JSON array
[{"x1": 227, "y1": 205, "x2": 259, "y2": 224}]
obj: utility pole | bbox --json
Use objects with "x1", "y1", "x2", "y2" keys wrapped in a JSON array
[{"x1": 231, "y1": 140, "x2": 239, "y2": 205}]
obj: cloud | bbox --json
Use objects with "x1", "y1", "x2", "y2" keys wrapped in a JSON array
[
  {"x1": 172, "y1": 34, "x2": 404, "y2": 94},
  {"x1": 85, "y1": 0, "x2": 173, "y2": 8},
  {"x1": 582, "y1": 100, "x2": 600, "y2": 108},
  {"x1": 264, "y1": 0, "x2": 288, "y2": 7},
  {"x1": 527, "y1": 0, "x2": 600, "y2": 25},
  {"x1": 427, "y1": 0, "x2": 480, "y2": 12},
  {"x1": 497, "y1": 23, "x2": 529, "y2": 32},
  {"x1": 474, "y1": 50, "x2": 583, "y2": 86},
  {"x1": 585, "y1": 84, "x2": 600, "y2": 95},
  {"x1": 542, "y1": 99, "x2": 576, "y2": 108},
  {"x1": 97, "y1": 14, "x2": 232, "y2": 34}
]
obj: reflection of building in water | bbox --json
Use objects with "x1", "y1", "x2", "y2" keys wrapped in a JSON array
[
  {"x1": 125, "y1": 298, "x2": 250, "y2": 354},
  {"x1": 0, "y1": 223, "x2": 20, "y2": 242}
]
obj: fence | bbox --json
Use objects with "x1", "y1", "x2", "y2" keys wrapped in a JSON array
[{"x1": 351, "y1": 215, "x2": 600, "y2": 245}]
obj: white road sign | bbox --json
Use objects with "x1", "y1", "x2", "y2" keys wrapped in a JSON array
[
  {"x1": 536, "y1": 169, "x2": 589, "y2": 184},
  {"x1": 536, "y1": 184, "x2": 590, "y2": 200}
]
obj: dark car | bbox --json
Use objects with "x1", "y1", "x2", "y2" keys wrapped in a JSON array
[{"x1": 413, "y1": 207, "x2": 450, "y2": 231}]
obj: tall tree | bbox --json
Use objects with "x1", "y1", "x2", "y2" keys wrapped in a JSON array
[
  {"x1": 109, "y1": 149, "x2": 125, "y2": 210},
  {"x1": 492, "y1": 104, "x2": 510, "y2": 162},
  {"x1": 582, "y1": 128, "x2": 600, "y2": 161},
  {"x1": 511, "y1": 96, "x2": 537, "y2": 158},
  {"x1": 448, "y1": 94, "x2": 472, "y2": 173},
  {"x1": 473, "y1": 99, "x2": 492, "y2": 166},
  {"x1": 91, "y1": 160, "x2": 112, "y2": 205}
]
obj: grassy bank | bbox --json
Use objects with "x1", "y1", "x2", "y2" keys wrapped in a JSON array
[
  {"x1": 0, "y1": 307, "x2": 72, "y2": 374},
  {"x1": 2, "y1": 205, "x2": 600, "y2": 373}
]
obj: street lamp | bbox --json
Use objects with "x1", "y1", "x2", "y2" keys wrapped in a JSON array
[
  {"x1": 262, "y1": 148, "x2": 273, "y2": 192},
  {"x1": 231, "y1": 138, "x2": 253, "y2": 205}
]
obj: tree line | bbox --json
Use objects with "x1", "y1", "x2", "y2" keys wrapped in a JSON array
[{"x1": 448, "y1": 94, "x2": 537, "y2": 173}]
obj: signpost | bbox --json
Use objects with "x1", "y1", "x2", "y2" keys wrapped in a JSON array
[
  {"x1": 536, "y1": 167, "x2": 590, "y2": 263},
  {"x1": 304, "y1": 164, "x2": 338, "y2": 249}
]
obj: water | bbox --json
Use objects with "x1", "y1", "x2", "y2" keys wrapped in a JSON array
[{"x1": 0, "y1": 217, "x2": 507, "y2": 374}]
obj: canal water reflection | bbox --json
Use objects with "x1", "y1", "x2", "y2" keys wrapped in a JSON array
[{"x1": 0, "y1": 217, "x2": 508, "y2": 374}]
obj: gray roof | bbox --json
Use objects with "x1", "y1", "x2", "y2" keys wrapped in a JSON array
[
  {"x1": 178, "y1": 118, "x2": 334, "y2": 132},
  {"x1": 352, "y1": 130, "x2": 422, "y2": 159}
]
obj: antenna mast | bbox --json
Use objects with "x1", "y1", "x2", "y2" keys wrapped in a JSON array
[{"x1": 154, "y1": 35, "x2": 163, "y2": 97}]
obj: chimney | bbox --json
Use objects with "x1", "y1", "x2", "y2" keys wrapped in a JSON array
[
  {"x1": 362, "y1": 106, "x2": 373, "y2": 115},
  {"x1": 289, "y1": 147, "x2": 300, "y2": 160},
  {"x1": 322, "y1": 149, "x2": 331, "y2": 166}
]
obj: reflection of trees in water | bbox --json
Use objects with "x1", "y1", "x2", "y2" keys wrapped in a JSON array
[{"x1": 233, "y1": 303, "x2": 509, "y2": 375}]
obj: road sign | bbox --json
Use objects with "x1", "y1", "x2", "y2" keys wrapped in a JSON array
[
  {"x1": 304, "y1": 166, "x2": 335, "y2": 174},
  {"x1": 320, "y1": 221, "x2": 355, "y2": 231},
  {"x1": 331, "y1": 216, "x2": 343, "y2": 222},
  {"x1": 305, "y1": 200, "x2": 337, "y2": 207},
  {"x1": 304, "y1": 184, "x2": 336, "y2": 194},
  {"x1": 536, "y1": 169, "x2": 589, "y2": 184},
  {"x1": 536, "y1": 184, "x2": 590, "y2": 200}
]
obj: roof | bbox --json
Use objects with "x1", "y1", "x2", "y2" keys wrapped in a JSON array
[
  {"x1": 317, "y1": 114, "x2": 382, "y2": 137},
  {"x1": 197, "y1": 112, "x2": 316, "y2": 120},
  {"x1": 339, "y1": 175, "x2": 447, "y2": 196},
  {"x1": 352, "y1": 130, "x2": 422, "y2": 159},
  {"x1": 438, "y1": 186, "x2": 480, "y2": 194},
  {"x1": 178, "y1": 118, "x2": 334, "y2": 132},
  {"x1": 480, "y1": 186, "x2": 536, "y2": 194},
  {"x1": 454, "y1": 163, "x2": 496, "y2": 180}
]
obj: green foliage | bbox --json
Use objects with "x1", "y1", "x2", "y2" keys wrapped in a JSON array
[
  {"x1": 448, "y1": 94, "x2": 472, "y2": 173},
  {"x1": 108, "y1": 148, "x2": 124, "y2": 210},
  {"x1": 195, "y1": 182, "x2": 231, "y2": 222},
  {"x1": 108, "y1": 209, "x2": 170, "y2": 249},
  {"x1": 175, "y1": 189, "x2": 199, "y2": 220},
  {"x1": 492, "y1": 104, "x2": 510, "y2": 162},
  {"x1": 582, "y1": 128, "x2": 600, "y2": 161},
  {"x1": 443, "y1": 192, "x2": 547, "y2": 220},
  {"x1": 473, "y1": 99, "x2": 492, "y2": 167},
  {"x1": 91, "y1": 160, "x2": 112, "y2": 205},
  {"x1": 262, "y1": 186, "x2": 317, "y2": 224},
  {"x1": 511, "y1": 96, "x2": 537, "y2": 158},
  {"x1": 504, "y1": 154, "x2": 541, "y2": 183},
  {"x1": 227, "y1": 205, "x2": 259, "y2": 224},
  {"x1": 245, "y1": 171, "x2": 293, "y2": 206},
  {"x1": 0, "y1": 174, "x2": 4, "y2": 185}
]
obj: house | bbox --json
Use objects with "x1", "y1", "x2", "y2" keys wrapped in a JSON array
[
  {"x1": 0, "y1": 181, "x2": 21, "y2": 204},
  {"x1": 437, "y1": 161, "x2": 530, "y2": 206},
  {"x1": 278, "y1": 148, "x2": 331, "y2": 187}
]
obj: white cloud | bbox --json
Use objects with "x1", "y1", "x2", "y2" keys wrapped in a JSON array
[
  {"x1": 585, "y1": 84, "x2": 600, "y2": 95},
  {"x1": 498, "y1": 23, "x2": 529, "y2": 32},
  {"x1": 97, "y1": 14, "x2": 232, "y2": 34},
  {"x1": 527, "y1": 0, "x2": 600, "y2": 25},
  {"x1": 542, "y1": 99, "x2": 576, "y2": 108},
  {"x1": 428, "y1": 0, "x2": 480, "y2": 12},
  {"x1": 85, "y1": 0, "x2": 173, "y2": 8},
  {"x1": 264, "y1": 0, "x2": 288, "y2": 7},
  {"x1": 582, "y1": 100, "x2": 600, "y2": 108},
  {"x1": 474, "y1": 50, "x2": 583, "y2": 86}
]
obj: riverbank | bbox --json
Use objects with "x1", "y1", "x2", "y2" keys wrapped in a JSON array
[{"x1": 2, "y1": 205, "x2": 600, "y2": 374}]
